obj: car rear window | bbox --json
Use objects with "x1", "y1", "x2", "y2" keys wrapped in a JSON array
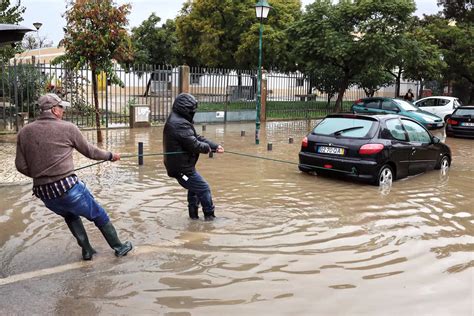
[
  {"x1": 454, "y1": 108, "x2": 474, "y2": 116},
  {"x1": 312, "y1": 117, "x2": 376, "y2": 138}
]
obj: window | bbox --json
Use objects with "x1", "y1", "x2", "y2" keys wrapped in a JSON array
[
  {"x1": 454, "y1": 108, "x2": 474, "y2": 116},
  {"x1": 454, "y1": 99, "x2": 463, "y2": 107},
  {"x1": 313, "y1": 117, "x2": 376, "y2": 138},
  {"x1": 438, "y1": 98, "x2": 449, "y2": 106},
  {"x1": 386, "y1": 119, "x2": 407, "y2": 141},
  {"x1": 401, "y1": 119, "x2": 431, "y2": 143},
  {"x1": 417, "y1": 99, "x2": 436, "y2": 107},
  {"x1": 364, "y1": 100, "x2": 380, "y2": 109},
  {"x1": 382, "y1": 100, "x2": 399, "y2": 112},
  {"x1": 296, "y1": 78, "x2": 304, "y2": 87}
]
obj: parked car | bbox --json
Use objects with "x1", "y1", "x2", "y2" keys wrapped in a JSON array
[
  {"x1": 351, "y1": 97, "x2": 444, "y2": 129},
  {"x1": 298, "y1": 114, "x2": 451, "y2": 186},
  {"x1": 446, "y1": 106, "x2": 474, "y2": 138},
  {"x1": 414, "y1": 96, "x2": 462, "y2": 121}
]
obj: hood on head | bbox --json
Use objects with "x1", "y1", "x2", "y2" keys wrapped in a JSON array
[{"x1": 172, "y1": 93, "x2": 198, "y2": 121}]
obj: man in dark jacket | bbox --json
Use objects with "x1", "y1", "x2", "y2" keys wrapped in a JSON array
[
  {"x1": 15, "y1": 93, "x2": 132, "y2": 261},
  {"x1": 163, "y1": 93, "x2": 224, "y2": 220}
]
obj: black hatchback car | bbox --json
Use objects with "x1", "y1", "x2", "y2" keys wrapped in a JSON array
[
  {"x1": 446, "y1": 106, "x2": 474, "y2": 138},
  {"x1": 298, "y1": 114, "x2": 451, "y2": 185}
]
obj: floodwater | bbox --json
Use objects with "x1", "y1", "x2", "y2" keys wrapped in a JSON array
[{"x1": 0, "y1": 121, "x2": 473, "y2": 315}]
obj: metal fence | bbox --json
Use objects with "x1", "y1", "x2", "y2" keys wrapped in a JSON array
[
  {"x1": 1, "y1": 62, "x2": 420, "y2": 131},
  {"x1": 1, "y1": 61, "x2": 178, "y2": 130}
]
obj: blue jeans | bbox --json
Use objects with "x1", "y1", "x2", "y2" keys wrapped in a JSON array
[
  {"x1": 175, "y1": 171, "x2": 215, "y2": 214},
  {"x1": 42, "y1": 181, "x2": 110, "y2": 228}
]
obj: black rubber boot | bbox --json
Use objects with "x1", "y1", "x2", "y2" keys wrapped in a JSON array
[
  {"x1": 99, "y1": 222, "x2": 133, "y2": 257},
  {"x1": 188, "y1": 205, "x2": 199, "y2": 220},
  {"x1": 65, "y1": 217, "x2": 96, "y2": 261},
  {"x1": 203, "y1": 210, "x2": 216, "y2": 221}
]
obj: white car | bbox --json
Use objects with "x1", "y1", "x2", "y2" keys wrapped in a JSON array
[{"x1": 414, "y1": 96, "x2": 463, "y2": 121}]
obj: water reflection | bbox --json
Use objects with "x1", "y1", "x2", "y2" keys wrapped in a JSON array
[{"x1": 0, "y1": 122, "x2": 472, "y2": 314}]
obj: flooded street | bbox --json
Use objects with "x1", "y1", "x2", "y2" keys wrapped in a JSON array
[{"x1": 0, "y1": 121, "x2": 473, "y2": 315}]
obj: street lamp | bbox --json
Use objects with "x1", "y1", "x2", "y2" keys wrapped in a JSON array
[
  {"x1": 33, "y1": 22, "x2": 42, "y2": 64},
  {"x1": 254, "y1": 0, "x2": 271, "y2": 145}
]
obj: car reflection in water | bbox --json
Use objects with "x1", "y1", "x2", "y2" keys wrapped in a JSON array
[{"x1": 298, "y1": 114, "x2": 451, "y2": 186}]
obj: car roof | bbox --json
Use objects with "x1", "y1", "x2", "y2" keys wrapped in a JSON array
[
  {"x1": 456, "y1": 106, "x2": 474, "y2": 109},
  {"x1": 416, "y1": 96, "x2": 457, "y2": 101},
  {"x1": 325, "y1": 113, "x2": 399, "y2": 121}
]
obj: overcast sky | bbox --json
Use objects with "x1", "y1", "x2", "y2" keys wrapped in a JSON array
[{"x1": 20, "y1": 0, "x2": 441, "y2": 46}]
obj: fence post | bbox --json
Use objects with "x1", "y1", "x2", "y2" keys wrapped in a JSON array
[
  {"x1": 178, "y1": 65, "x2": 190, "y2": 94},
  {"x1": 261, "y1": 69, "x2": 267, "y2": 122}
]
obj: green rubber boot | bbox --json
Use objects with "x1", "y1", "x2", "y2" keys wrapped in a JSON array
[
  {"x1": 99, "y1": 222, "x2": 133, "y2": 257},
  {"x1": 65, "y1": 217, "x2": 96, "y2": 261}
]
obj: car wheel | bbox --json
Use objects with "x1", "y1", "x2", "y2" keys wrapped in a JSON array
[
  {"x1": 376, "y1": 164, "x2": 393, "y2": 186},
  {"x1": 435, "y1": 155, "x2": 450, "y2": 170}
]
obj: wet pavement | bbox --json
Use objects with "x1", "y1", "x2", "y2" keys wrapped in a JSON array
[{"x1": 0, "y1": 121, "x2": 473, "y2": 315}]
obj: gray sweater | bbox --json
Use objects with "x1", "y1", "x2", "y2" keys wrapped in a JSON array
[{"x1": 15, "y1": 111, "x2": 112, "y2": 186}]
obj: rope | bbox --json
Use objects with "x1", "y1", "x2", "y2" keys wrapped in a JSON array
[
  {"x1": 73, "y1": 151, "x2": 185, "y2": 172},
  {"x1": 225, "y1": 150, "x2": 355, "y2": 175},
  {"x1": 73, "y1": 150, "x2": 355, "y2": 175}
]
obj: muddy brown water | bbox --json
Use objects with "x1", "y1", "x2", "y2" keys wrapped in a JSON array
[{"x1": 0, "y1": 121, "x2": 473, "y2": 315}]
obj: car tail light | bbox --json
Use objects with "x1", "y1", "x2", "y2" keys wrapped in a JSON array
[
  {"x1": 324, "y1": 164, "x2": 333, "y2": 169},
  {"x1": 359, "y1": 143, "x2": 384, "y2": 155},
  {"x1": 302, "y1": 136, "x2": 308, "y2": 148},
  {"x1": 447, "y1": 118, "x2": 458, "y2": 126}
]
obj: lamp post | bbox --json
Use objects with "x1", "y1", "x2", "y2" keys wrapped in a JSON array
[
  {"x1": 254, "y1": 0, "x2": 271, "y2": 145},
  {"x1": 33, "y1": 22, "x2": 42, "y2": 64}
]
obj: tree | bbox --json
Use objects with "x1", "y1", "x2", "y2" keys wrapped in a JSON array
[
  {"x1": 130, "y1": 14, "x2": 180, "y2": 66},
  {"x1": 0, "y1": 0, "x2": 26, "y2": 63},
  {"x1": 54, "y1": 0, "x2": 133, "y2": 143},
  {"x1": 402, "y1": 23, "x2": 446, "y2": 98},
  {"x1": 21, "y1": 33, "x2": 53, "y2": 50},
  {"x1": 175, "y1": 0, "x2": 301, "y2": 70},
  {"x1": 437, "y1": 0, "x2": 473, "y2": 23},
  {"x1": 289, "y1": 0, "x2": 415, "y2": 112},
  {"x1": 424, "y1": 15, "x2": 473, "y2": 103},
  {"x1": 355, "y1": 66, "x2": 394, "y2": 97},
  {"x1": 128, "y1": 13, "x2": 180, "y2": 96}
]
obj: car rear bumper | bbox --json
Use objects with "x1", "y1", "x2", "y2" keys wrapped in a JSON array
[
  {"x1": 446, "y1": 125, "x2": 474, "y2": 138},
  {"x1": 425, "y1": 122, "x2": 444, "y2": 129},
  {"x1": 299, "y1": 152, "x2": 379, "y2": 181}
]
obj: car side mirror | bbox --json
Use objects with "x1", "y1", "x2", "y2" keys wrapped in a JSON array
[
  {"x1": 432, "y1": 136, "x2": 441, "y2": 144},
  {"x1": 393, "y1": 108, "x2": 400, "y2": 113}
]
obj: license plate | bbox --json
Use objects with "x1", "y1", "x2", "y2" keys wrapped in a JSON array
[
  {"x1": 436, "y1": 122, "x2": 443, "y2": 127},
  {"x1": 318, "y1": 146, "x2": 345, "y2": 155},
  {"x1": 461, "y1": 122, "x2": 474, "y2": 127}
]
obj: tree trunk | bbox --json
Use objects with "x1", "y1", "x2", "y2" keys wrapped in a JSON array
[
  {"x1": 418, "y1": 80, "x2": 424, "y2": 100},
  {"x1": 334, "y1": 78, "x2": 349, "y2": 113},
  {"x1": 91, "y1": 65, "x2": 103, "y2": 143},
  {"x1": 395, "y1": 68, "x2": 402, "y2": 98}
]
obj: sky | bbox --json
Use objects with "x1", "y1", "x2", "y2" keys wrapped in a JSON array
[{"x1": 19, "y1": 0, "x2": 441, "y2": 46}]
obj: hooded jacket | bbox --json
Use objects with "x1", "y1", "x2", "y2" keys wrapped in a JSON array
[{"x1": 163, "y1": 93, "x2": 218, "y2": 177}]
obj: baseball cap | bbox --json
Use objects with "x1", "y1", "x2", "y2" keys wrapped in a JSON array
[{"x1": 38, "y1": 93, "x2": 71, "y2": 111}]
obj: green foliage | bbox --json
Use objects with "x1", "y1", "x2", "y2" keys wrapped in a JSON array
[
  {"x1": 129, "y1": 14, "x2": 180, "y2": 66},
  {"x1": 0, "y1": 63, "x2": 48, "y2": 116},
  {"x1": 355, "y1": 66, "x2": 394, "y2": 97},
  {"x1": 423, "y1": 15, "x2": 473, "y2": 103},
  {"x1": 54, "y1": 0, "x2": 134, "y2": 141},
  {"x1": 0, "y1": 0, "x2": 26, "y2": 64},
  {"x1": 289, "y1": 0, "x2": 416, "y2": 111},
  {"x1": 54, "y1": 0, "x2": 133, "y2": 85},
  {"x1": 437, "y1": 0, "x2": 473, "y2": 23},
  {"x1": 175, "y1": 0, "x2": 301, "y2": 70}
]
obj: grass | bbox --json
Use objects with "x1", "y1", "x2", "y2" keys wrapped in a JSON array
[{"x1": 198, "y1": 100, "x2": 355, "y2": 120}]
